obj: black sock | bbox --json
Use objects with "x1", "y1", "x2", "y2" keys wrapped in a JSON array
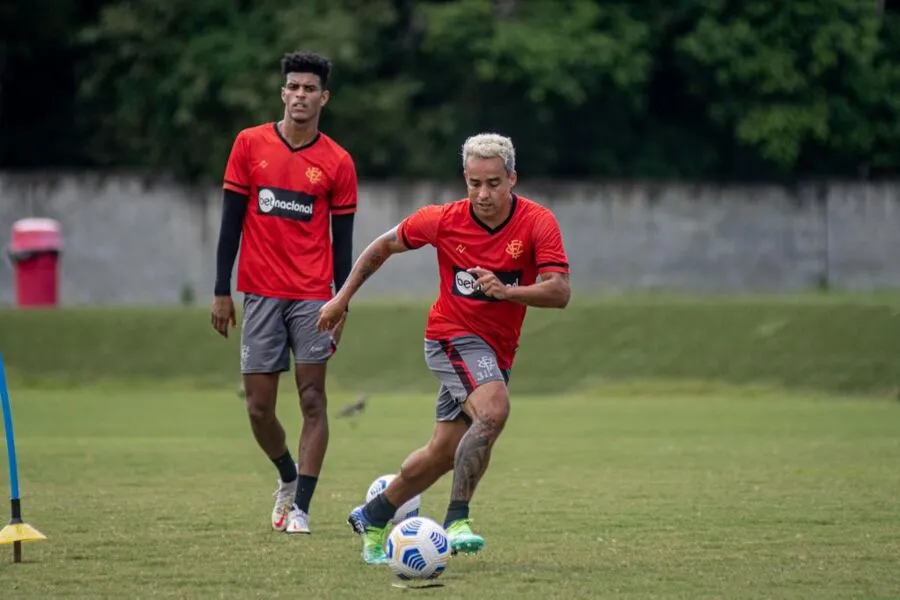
[
  {"x1": 272, "y1": 450, "x2": 297, "y2": 483},
  {"x1": 293, "y1": 475, "x2": 318, "y2": 513},
  {"x1": 444, "y1": 501, "x2": 469, "y2": 528},
  {"x1": 362, "y1": 493, "x2": 397, "y2": 528}
]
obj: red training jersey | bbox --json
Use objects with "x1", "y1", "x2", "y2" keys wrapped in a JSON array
[
  {"x1": 222, "y1": 123, "x2": 358, "y2": 300},
  {"x1": 397, "y1": 195, "x2": 569, "y2": 369}
]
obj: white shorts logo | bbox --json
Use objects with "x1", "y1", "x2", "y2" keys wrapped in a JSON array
[
  {"x1": 477, "y1": 356, "x2": 497, "y2": 371},
  {"x1": 475, "y1": 355, "x2": 498, "y2": 381},
  {"x1": 258, "y1": 189, "x2": 276, "y2": 213},
  {"x1": 454, "y1": 270, "x2": 479, "y2": 296}
]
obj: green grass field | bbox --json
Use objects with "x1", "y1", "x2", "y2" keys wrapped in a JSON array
[
  {"x1": 1, "y1": 384, "x2": 898, "y2": 599},
  {"x1": 1, "y1": 297, "x2": 899, "y2": 598},
  {"x1": 1, "y1": 295, "x2": 899, "y2": 395}
]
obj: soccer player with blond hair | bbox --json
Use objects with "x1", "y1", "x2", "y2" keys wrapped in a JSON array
[{"x1": 317, "y1": 132, "x2": 571, "y2": 563}]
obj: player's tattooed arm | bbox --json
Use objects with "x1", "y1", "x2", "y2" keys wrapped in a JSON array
[
  {"x1": 450, "y1": 415, "x2": 497, "y2": 502},
  {"x1": 357, "y1": 247, "x2": 385, "y2": 284},
  {"x1": 356, "y1": 226, "x2": 408, "y2": 282},
  {"x1": 317, "y1": 225, "x2": 412, "y2": 331},
  {"x1": 333, "y1": 226, "x2": 410, "y2": 302}
]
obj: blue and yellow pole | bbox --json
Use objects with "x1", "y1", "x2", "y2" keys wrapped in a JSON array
[{"x1": 0, "y1": 353, "x2": 46, "y2": 563}]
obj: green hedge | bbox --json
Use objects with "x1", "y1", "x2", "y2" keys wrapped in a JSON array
[{"x1": 0, "y1": 296, "x2": 897, "y2": 395}]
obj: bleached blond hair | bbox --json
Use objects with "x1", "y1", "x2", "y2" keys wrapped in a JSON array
[{"x1": 461, "y1": 133, "x2": 516, "y2": 173}]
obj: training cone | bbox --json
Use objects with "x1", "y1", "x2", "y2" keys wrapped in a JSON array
[
  {"x1": 0, "y1": 519, "x2": 47, "y2": 563},
  {"x1": 0, "y1": 521, "x2": 46, "y2": 545}
]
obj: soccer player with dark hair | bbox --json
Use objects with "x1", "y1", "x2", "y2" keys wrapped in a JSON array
[
  {"x1": 316, "y1": 133, "x2": 571, "y2": 563},
  {"x1": 211, "y1": 50, "x2": 358, "y2": 535}
]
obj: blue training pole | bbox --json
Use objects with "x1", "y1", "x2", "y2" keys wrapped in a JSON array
[{"x1": 0, "y1": 353, "x2": 21, "y2": 509}]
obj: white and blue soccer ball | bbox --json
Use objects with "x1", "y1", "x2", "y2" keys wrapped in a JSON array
[
  {"x1": 365, "y1": 474, "x2": 420, "y2": 525},
  {"x1": 385, "y1": 517, "x2": 450, "y2": 581}
]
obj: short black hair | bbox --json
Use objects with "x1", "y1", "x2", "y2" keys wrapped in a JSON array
[{"x1": 281, "y1": 51, "x2": 332, "y2": 89}]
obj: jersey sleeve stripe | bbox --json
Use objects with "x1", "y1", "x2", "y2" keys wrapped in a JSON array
[
  {"x1": 329, "y1": 202, "x2": 357, "y2": 210},
  {"x1": 330, "y1": 207, "x2": 357, "y2": 215},
  {"x1": 223, "y1": 180, "x2": 249, "y2": 192},
  {"x1": 537, "y1": 261, "x2": 569, "y2": 269},
  {"x1": 223, "y1": 184, "x2": 249, "y2": 196},
  {"x1": 225, "y1": 179, "x2": 250, "y2": 191}
]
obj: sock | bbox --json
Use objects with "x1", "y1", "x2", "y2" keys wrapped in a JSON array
[
  {"x1": 271, "y1": 450, "x2": 298, "y2": 484},
  {"x1": 293, "y1": 475, "x2": 318, "y2": 513},
  {"x1": 362, "y1": 493, "x2": 397, "y2": 528},
  {"x1": 443, "y1": 501, "x2": 469, "y2": 528}
]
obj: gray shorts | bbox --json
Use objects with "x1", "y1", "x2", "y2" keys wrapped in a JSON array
[
  {"x1": 424, "y1": 335, "x2": 511, "y2": 422},
  {"x1": 240, "y1": 294, "x2": 335, "y2": 373}
]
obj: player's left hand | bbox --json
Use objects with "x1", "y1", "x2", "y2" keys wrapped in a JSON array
[
  {"x1": 330, "y1": 311, "x2": 348, "y2": 345},
  {"x1": 317, "y1": 297, "x2": 348, "y2": 333},
  {"x1": 467, "y1": 266, "x2": 510, "y2": 300},
  {"x1": 210, "y1": 295, "x2": 236, "y2": 338}
]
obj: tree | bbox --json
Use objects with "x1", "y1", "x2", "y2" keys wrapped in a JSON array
[
  {"x1": 675, "y1": 0, "x2": 899, "y2": 175},
  {"x1": 15, "y1": 0, "x2": 893, "y2": 181}
]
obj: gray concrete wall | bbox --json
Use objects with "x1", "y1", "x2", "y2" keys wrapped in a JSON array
[{"x1": 1, "y1": 173, "x2": 898, "y2": 306}]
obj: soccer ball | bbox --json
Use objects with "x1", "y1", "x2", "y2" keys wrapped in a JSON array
[
  {"x1": 365, "y1": 474, "x2": 420, "y2": 524},
  {"x1": 385, "y1": 517, "x2": 450, "y2": 581}
]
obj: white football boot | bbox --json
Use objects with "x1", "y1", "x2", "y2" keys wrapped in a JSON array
[
  {"x1": 271, "y1": 478, "x2": 298, "y2": 531},
  {"x1": 285, "y1": 505, "x2": 311, "y2": 534}
]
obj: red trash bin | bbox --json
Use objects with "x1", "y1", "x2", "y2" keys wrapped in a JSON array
[{"x1": 8, "y1": 218, "x2": 62, "y2": 308}]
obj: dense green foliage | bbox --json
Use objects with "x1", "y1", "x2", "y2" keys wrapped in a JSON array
[{"x1": 2, "y1": 0, "x2": 898, "y2": 181}]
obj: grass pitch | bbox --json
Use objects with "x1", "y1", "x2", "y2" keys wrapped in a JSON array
[
  {"x1": 1, "y1": 382, "x2": 898, "y2": 599},
  {"x1": 2, "y1": 294, "x2": 898, "y2": 395}
]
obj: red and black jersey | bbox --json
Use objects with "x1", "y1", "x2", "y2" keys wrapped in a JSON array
[
  {"x1": 397, "y1": 195, "x2": 569, "y2": 369},
  {"x1": 223, "y1": 123, "x2": 358, "y2": 300}
]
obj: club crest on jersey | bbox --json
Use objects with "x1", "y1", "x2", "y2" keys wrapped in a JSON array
[
  {"x1": 257, "y1": 187, "x2": 315, "y2": 221},
  {"x1": 452, "y1": 266, "x2": 521, "y2": 303},
  {"x1": 306, "y1": 167, "x2": 323, "y2": 184},
  {"x1": 505, "y1": 239, "x2": 524, "y2": 259}
]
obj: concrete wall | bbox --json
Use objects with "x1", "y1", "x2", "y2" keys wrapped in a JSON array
[{"x1": 1, "y1": 173, "x2": 898, "y2": 306}]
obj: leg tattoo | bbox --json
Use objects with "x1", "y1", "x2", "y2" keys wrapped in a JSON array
[{"x1": 450, "y1": 416, "x2": 496, "y2": 502}]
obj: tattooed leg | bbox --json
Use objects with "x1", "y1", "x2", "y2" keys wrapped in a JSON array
[
  {"x1": 450, "y1": 416, "x2": 497, "y2": 502},
  {"x1": 444, "y1": 382, "x2": 509, "y2": 528}
]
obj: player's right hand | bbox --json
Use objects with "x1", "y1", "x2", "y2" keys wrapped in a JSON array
[
  {"x1": 317, "y1": 297, "x2": 347, "y2": 333},
  {"x1": 211, "y1": 295, "x2": 236, "y2": 338}
]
